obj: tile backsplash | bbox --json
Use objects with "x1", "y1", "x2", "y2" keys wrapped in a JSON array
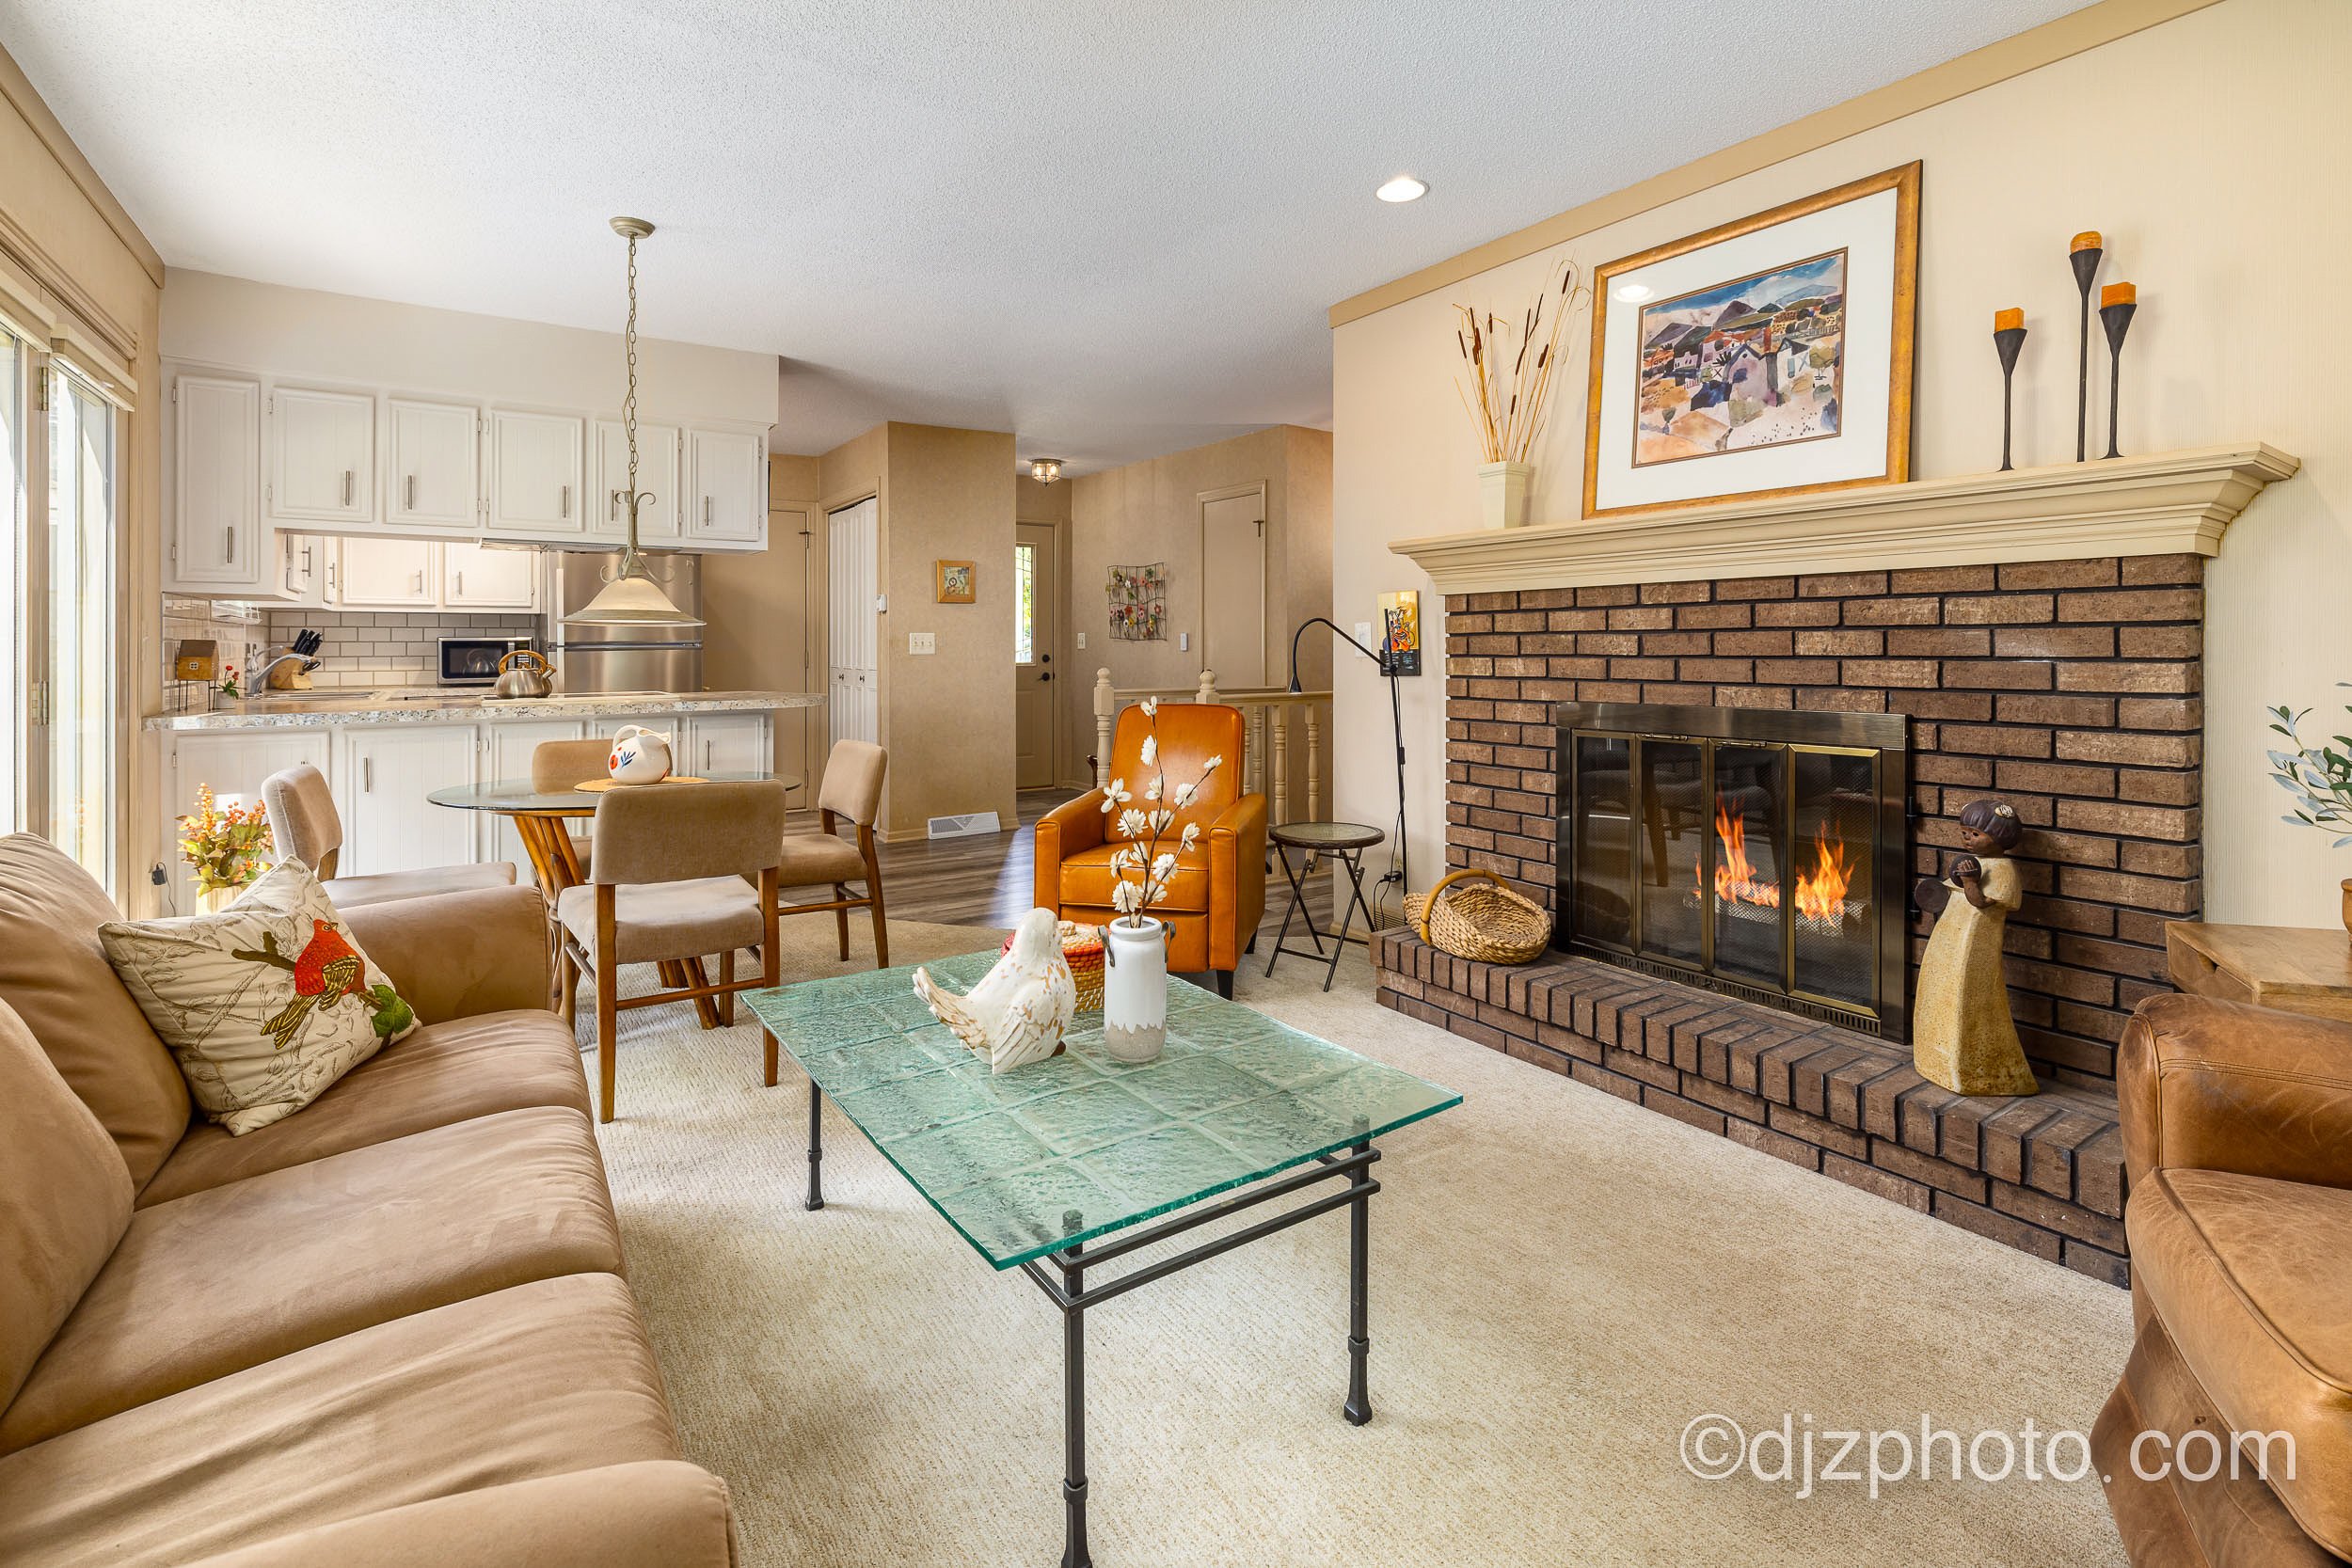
[
  {"x1": 162, "y1": 600, "x2": 263, "y2": 714},
  {"x1": 260, "y1": 610, "x2": 538, "y2": 689}
]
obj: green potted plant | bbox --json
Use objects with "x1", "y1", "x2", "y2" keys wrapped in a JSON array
[{"x1": 2265, "y1": 695, "x2": 2352, "y2": 934}]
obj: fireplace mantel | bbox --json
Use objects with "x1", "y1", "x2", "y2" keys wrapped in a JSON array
[{"x1": 1390, "y1": 443, "x2": 2299, "y2": 594}]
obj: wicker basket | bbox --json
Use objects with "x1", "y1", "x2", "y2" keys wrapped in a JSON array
[
  {"x1": 1404, "y1": 869, "x2": 1552, "y2": 966},
  {"x1": 1003, "y1": 920, "x2": 1107, "y2": 1011}
]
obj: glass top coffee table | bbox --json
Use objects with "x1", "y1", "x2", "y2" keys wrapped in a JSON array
[{"x1": 745, "y1": 951, "x2": 1459, "y2": 1566}]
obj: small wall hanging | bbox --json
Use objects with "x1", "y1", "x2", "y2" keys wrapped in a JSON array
[
  {"x1": 935, "y1": 560, "x2": 976, "y2": 604},
  {"x1": 1378, "y1": 590, "x2": 1422, "y2": 676},
  {"x1": 1106, "y1": 562, "x2": 1166, "y2": 641}
]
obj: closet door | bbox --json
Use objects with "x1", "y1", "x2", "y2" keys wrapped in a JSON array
[{"x1": 827, "y1": 497, "x2": 879, "y2": 750}]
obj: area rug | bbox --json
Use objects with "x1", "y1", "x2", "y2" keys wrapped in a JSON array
[{"x1": 582, "y1": 923, "x2": 2133, "y2": 1566}]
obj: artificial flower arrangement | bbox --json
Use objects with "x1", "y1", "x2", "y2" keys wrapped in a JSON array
[
  {"x1": 178, "y1": 783, "x2": 274, "y2": 905},
  {"x1": 1099, "y1": 697, "x2": 1222, "y2": 924}
]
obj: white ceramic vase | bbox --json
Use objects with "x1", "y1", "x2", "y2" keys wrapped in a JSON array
[
  {"x1": 1476, "y1": 460, "x2": 1533, "y2": 530},
  {"x1": 196, "y1": 883, "x2": 241, "y2": 915},
  {"x1": 607, "y1": 724, "x2": 675, "y2": 784},
  {"x1": 1102, "y1": 916, "x2": 1168, "y2": 1063}
]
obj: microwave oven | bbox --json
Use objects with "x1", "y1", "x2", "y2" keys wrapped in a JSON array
[{"x1": 437, "y1": 635, "x2": 536, "y2": 688}]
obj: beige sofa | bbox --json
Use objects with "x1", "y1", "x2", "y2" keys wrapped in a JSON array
[{"x1": 0, "y1": 833, "x2": 736, "y2": 1567}]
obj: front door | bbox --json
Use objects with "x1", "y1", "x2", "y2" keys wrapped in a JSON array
[{"x1": 1014, "y1": 522, "x2": 1058, "y2": 788}]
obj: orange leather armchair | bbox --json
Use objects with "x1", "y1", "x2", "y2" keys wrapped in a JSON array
[
  {"x1": 1034, "y1": 703, "x2": 1265, "y2": 997},
  {"x1": 2092, "y1": 992, "x2": 2352, "y2": 1566}
]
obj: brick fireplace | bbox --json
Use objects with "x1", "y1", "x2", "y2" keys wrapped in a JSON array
[{"x1": 1375, "y1": 555, "x2": 2218, "y2": 1284}]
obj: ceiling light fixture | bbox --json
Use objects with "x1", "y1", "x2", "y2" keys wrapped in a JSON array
[
  {"x1": 564, "y1": 216, "x2": 704, "y2": 629},
  {"x1": 1375, "y1": 174, "x2": 1427, "y2": 204},
  {"x1": 1612, "y1": 282, "x2": 1655, "y2": 304},
  {"x1": 1028, "y1": 457, "x2": 1064, "y2": 485}
]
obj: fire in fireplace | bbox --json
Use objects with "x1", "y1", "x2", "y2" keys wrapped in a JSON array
[{"x1": 1555, "y1": 702, "x2": 1911, "y2": 1040}]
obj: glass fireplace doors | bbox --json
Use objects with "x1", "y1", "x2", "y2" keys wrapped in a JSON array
[{"x1": 1557, "y1": 703, "x2": 1909, "y2": 1041}]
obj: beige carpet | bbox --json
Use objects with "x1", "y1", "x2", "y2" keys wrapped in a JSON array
[{"x1": 580, "y1": 921, "x2": 2134, "y2": 1566}]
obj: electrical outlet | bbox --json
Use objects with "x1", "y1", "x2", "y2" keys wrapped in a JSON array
[
  {"x1": 1075, "y1": 631, "x2": 1087, "y2": 650},
  {"x1": 909, "y1": 632, "x2": 936, "y2": 655}
]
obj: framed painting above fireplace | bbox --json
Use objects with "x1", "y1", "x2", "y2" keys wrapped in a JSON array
[{"x1": 1581, "y1": 162, "x2": 1920, "y2": 519}]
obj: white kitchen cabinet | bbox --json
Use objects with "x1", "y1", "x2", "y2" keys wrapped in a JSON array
[
  {"x1": 277, "y1": 533, "x2": 326, "y2": 606},
  {"x1": 443, "y1": 542, "x2": 536, "y2": 610},
  {"x1": 168, "y1": 371, "x2": 265, "y2": 592},
  {"x1": 592, "y1": 419, "x2": 681, "y2": 542},
  {"x1": 680, "y1": 713, "x2": 771, "y2": 778},
  {"x1": 270, "y1": 384, "x2": 375, "y2": 526},
  {"x1": 160, "y1": 730, "x2": 329, "y2": 912},
  {"x1": 477, "y1": 719, "x2": 584, "y2": 866},
  {"x1": 335, "y1": 537, "x2": 437, "y2": 608},
  {"x1": 488, "y1": 409, "x2": 585, "y2": 537},
  {"x1": 386, "y1": 396, "x2": 481, "y2": 531},
  {"x1": 684, "y1": 426, "x2": 765, "y2": 545},
  {"x1": 339, "y1": 725, "x2": 480, "y2": 876}
]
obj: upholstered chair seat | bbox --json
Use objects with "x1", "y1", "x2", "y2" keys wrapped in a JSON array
[
  {"x1": 555, "y1": 879, "x2": 765, "y2": 966},
  {"x1": 261, "y1": 763, "x2": 515, "y2": 911}
]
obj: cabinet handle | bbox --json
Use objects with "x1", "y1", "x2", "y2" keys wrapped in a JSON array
[
  {"x1": 342, "y1": 469, "x2": 354, "y2": 506},
  {"x1": 560, "y1": 484, "x2": 570, "y2": 519},
  {"x1": 363, "y1": 756, "x2": 373, "y2": 792},
  {"x1": 224, "y1": 526, "x2": 235, "y2": 562},
  {"x1": 405, "y1": 474, "x2": 416, "y2": 511},
  {"x1": 455, "y1": 570, "x2": 464, "y2": 596},
  {"x1": 704, "y1": 496, "x2": 712, "y2": 526},
  {"x1": 414, "y1": 571, "x2": 425, "y2": 593}
]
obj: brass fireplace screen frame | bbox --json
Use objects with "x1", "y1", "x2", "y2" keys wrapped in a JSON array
[{"x1": 1552, "y1": 702, "x2": 1912, "y2": 1042}]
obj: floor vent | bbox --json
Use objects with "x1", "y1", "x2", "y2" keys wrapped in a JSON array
[{"x1": 927, "y1": 811, "x2": 1002, "y2": 840}]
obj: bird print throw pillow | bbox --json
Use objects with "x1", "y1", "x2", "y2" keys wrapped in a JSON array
[{"x1": 99, "y1": 862, "x2": 418, "y2": 1135}]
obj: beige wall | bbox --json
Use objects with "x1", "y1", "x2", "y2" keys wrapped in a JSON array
[
  {"x1": 1331, "y1": 0, "x2": 2348, "y2": 927},
  {"x1": 0, "y1": 46, "x2": 164, "y2": 909},
  {"x1": 160, "y1": 270, "x2": 777, "y2": 427},
  {"x1": 1063, "y1": 425, "x2": 1333, "y2": 784}
]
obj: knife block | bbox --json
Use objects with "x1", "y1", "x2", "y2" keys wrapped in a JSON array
[{"x1": 264, "y1": 647, "x2": 315, "y2": 691}]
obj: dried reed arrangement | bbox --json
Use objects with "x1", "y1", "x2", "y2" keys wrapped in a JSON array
[{"x1": 1454, "y1": 258, "x2": 1589, "y2": 464}]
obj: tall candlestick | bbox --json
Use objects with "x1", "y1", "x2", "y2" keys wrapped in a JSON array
[
  {"x1": 2099, "y1": 286, "x2": 2137, "y2": 460},
  {"x1": 2070, "y1": 231, "x2": 2103, "y2": 462},
  {"x1": 1993, "y1": 310, "x2": 2028, "y2": 471}
]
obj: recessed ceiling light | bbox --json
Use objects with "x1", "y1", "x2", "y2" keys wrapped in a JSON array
[
  {"x1": 1375, "y1": 175, "x2": 1427, "y2": 204},
  {"x1": 1613, "y1": 282, "x2": 1654, "y2": 303}
]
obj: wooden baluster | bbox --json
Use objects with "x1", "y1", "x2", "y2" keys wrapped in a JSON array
[
  {"x1": 1270, "y1": 704, "x2": 1290, "y2": 830},
  {"x1": 1306, "y1": 705, "x2": 1322, "y2": 822},
  {"x1": 1196, "y1": 669, "x2": 1217, "y2": 705},
  {"x1": 1092, "y1": 668, "x2": 1115, "y2": 788}
]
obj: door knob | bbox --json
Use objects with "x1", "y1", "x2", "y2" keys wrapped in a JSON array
[{"x1": 1041, "y1": 672, "x2": 1053, "y2": 682}]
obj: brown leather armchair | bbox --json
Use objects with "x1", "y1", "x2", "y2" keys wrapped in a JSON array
[
  {"x1": 2094, "y1": 992, "x2": 2352, "y2": 1567},
  {"x1": 1034, "y1": 703, "x2": 1264, "y2": 997}
]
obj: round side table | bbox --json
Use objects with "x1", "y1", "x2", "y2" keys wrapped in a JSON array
[{"x1": 1265, "y1": 820, "x2": 1385, "y2": 992}]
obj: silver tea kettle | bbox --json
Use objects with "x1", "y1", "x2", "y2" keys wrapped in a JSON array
[{"x1": 492, "y1": 648, "x2": 556, "y2": 699}]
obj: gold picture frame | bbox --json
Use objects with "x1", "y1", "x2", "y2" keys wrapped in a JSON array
[
  {"x1": 935, "y1": 560, "x2": 976, "y2": 603},
  {"x1": 1581, "y1": 162, "x2": 1919, "y2": 519}
]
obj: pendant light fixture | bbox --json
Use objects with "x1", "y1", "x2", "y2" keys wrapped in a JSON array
[{"x1": 564, "y1": 216, "x2": 705, "y2": 628}]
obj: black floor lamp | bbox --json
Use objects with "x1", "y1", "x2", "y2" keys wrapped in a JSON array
[{"x1": 1287, "y1": 612, "x2": 1408, "y2": 904}]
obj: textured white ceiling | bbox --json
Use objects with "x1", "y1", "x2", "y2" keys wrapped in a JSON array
[{"x1": 6, "y1": 1, "x2": 2090, "y2": 472}]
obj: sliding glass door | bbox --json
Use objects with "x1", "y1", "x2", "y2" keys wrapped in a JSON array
[
  {"x1": 0, "y1": 321, "x2": 119, "y2": 882},
  {"x1": 45, "y1": 368, "x2": 115, "y2": 879}
]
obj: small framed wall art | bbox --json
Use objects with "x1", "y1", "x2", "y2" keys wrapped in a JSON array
[
  {"x1": 1581, "y1": 162, "x2": 1919, "y2": 518},
  {"x1": 935, "y1": 560, "x2": 976, "y2": 604},
  {"x1": 1377, "y1": 590, "x2": 1422, "y2": 676},
  {"x1": 1106, "y1": 562, "x2": 1166, "y2": 641}
]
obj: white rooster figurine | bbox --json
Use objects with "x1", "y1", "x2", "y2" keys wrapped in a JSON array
[{"x1": 913, "y1": 908, "x2": 1076, "y2": 1074}]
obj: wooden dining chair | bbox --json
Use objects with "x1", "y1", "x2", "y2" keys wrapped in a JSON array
[
  {"x1": 776, "y1": 739, "x2": 889, "y2": 969},
  {"x1": 531, "y1": 736, "x2": 613, "y2": 880},
  {"x1": 262, "y1": 762, "x2": 516, "y2": 910},
  {"x1": 553, "y1": 779, "x2": 788, "y2": 1122}
]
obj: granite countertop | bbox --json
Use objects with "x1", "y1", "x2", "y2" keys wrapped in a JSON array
[{"x1": 146, "y1": 689, "x2": 825, "y2": 732}]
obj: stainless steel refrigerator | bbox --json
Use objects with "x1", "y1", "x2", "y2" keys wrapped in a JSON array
[{"x1": 544, "y1": 552, "x2": 704, "y2": 693}]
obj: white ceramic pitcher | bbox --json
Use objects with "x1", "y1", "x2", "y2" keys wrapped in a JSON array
[{"x1": 607, "y1": 724, "x2": 675, "y2": 785}]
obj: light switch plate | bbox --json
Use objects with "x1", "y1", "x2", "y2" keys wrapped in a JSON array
[
  {"x1": 909, "y1": 632, "x2": 936, "y2": 655},
  {"x1": 1180, "y1": 631, "x2": 1190, "y2": 652},
  {"x1": 1076, "y1": 632, "x2": 1087, "y2": 650},
  {"x1": 1355, "y1": 621, "x2": 1374, "y2": 645}
]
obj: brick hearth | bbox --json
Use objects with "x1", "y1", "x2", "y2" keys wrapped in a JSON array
[
  {"x1": 1439, "y1": 555, "x2": 2202, "y2": 1086},
  {"x1": 1374, "y1": 929, "x2": 2128, "y2": 1284}
]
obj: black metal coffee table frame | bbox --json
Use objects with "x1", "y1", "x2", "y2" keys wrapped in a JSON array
[
  {"x1": 802, "y1": 1082, "x2": 1383, "y2": 1568},
  {"x1": 1265, "y1": 822, "x2": 1384, "y2": 992}
]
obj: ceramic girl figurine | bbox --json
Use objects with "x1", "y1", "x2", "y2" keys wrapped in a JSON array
[{"x1": 1911, "y1": 799, "x2": 2040, "y2": 1097}]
